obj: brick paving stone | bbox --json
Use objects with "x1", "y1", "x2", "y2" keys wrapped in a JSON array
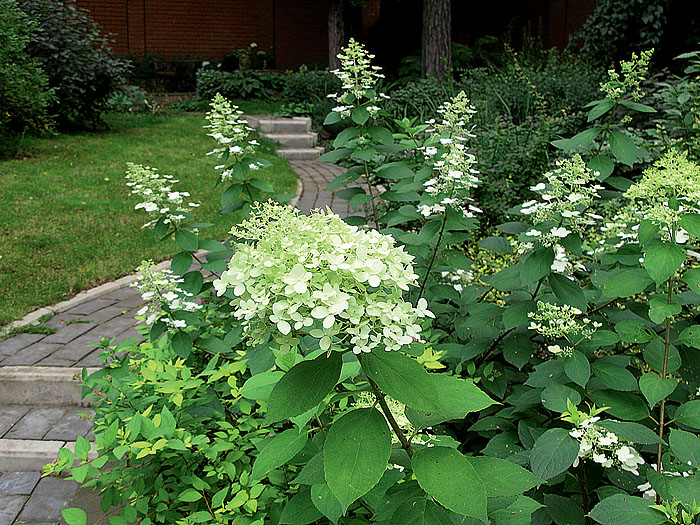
[
  {"x1": 0, "y1": 406, "x2": 29, "y2": 438},
  {"x1": 34, "y1": 356, "x2": 78, "y2": 367},
  {"x1": 0, "y1": 343, "x2": 63, "y2": 366},
  {"x1": 101, "y1": 286, "x2": 140, "y2": 301},
  {"x1": 43, "y1": 313, "x2": 83, "y2": 330},
  {"x1": 0, "y1": 334, "x2": 45, "y2": 357},
  {"x1": 0, "y1": 494, "x2": 27, "y2": 525},
  {"x1": 0, "y1": 472, "x2": 41, "y2": 496},
  {"x1": 5, "y1": 408, "x2": 66, "y2": 440},
  {"x1": 81, "y1": 305, "x2": 127, "y2": 324},
  {"x1": 96, "y1": 316, "x2": 138, "y2": 339},
  {"x1": 65, "y1": 297, "x2": 118, "y2": 316},
  {"x1": 45, "y1": 408, "x2": 94, "y2": 441},
  {"x1": 39, "y1": 343, "x2": 93, "y2": 367},
  {"x1": 111, "y1": 327, "x2": 142, "y2": 347},
  {"x1": 74, "y1": 350, "x2": 103, "y2": 368},
  {"x1": 16, "y1": 477, "x2": 78, "y2": 523},
  {"x1": 41, "y1": 322, "x2": 97, "y2": 345}
]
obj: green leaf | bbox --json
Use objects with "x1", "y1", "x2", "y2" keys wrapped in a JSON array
[
  {"x1": 61, "y1": 508, "x2": 87, "y2": 525},
  {"x1": 503, "y1": 301, "x2": 536, "y2": 331},
  {"x1": 293, "y1": 452, "x2": 326, "y2": 485},
  {"x1": 668, "y1": 475, "x2": 700, "y2": 507},
  {"x1": 469, "y1": 456, "x2": 543, "y2": 497},
  {"x1": 644, "y1": 340, "x2": 681, "y2": 373},
  {"x1": 603, "y1": 269, "x2": 653, "y2": 298},
  {"x1": 588, "y1": 155, "x2": 615, "y2": 181},
  {"x1": 327, "y1": 171, "x2": 361, "y2": 191},
  {"x1": 267, "y1": 352, "x2": 342, "y2": 422},
  {"x1": 544, "y1": 493, "x2": 585, "y2": 525},
  {"x1": 174, "y1": 230, "x2": 198, "y2": 252},
  {"x1": 412, "y1": 446, "x2": 487, "y2": 522},
  {"x1": 497, "y1": 221, "x2": 531, "y2": 234},
  {"x1": 101, "y1": 420, "x2": 119, "y2": 449},
  {"x1": 565, "y1": 350, "x2": 590, "y2": 387},
  {"x1": 591, "y1": 360, "x2": 639, "y2": 391},
  {"x1": 367, "y1": 126, "x2": 394, "y2": 145},
  {"x1": 520, "y1": 247, "x2": 554, "y2": 283},
  {"x1": 620, "y1": 100, "x2": 656, "y2": 113},
  {"x1": 279, "y1": 487, "x2": 324, "y2": 524},
  {"x1": 316, "y1": 148, "x2": 351, "y2": 163},
  {"x1": 349, "y1": 192, "x2": 372, "y2": 208},
  {"x1": 638, "y1": 220, "x2": 659, "y2": 245},
  {"x1": 549, "y1": 273, "x2": 587, "y2": 312},
  {"x1": 333, "y1": 127, "x2": 359, "y2": 148},
  {"x1": 311, "y1": 484, "x2": 343, "y2": 524},
  {"x1": 679, "y1": 325, "x2": 700, "y2": 349},
  {"x1": 323, "y1": 111, "x2": 342, "y2": 125},
  {"x1": 648, "y1": 296, "x2": 681, "y2": 324},
  {"x1": 240, "y1": 371, "x2": 284, "y2": 401},
  {"x1": 324, "y1": 408, "x2": 391, "y2": 511},
  {"x1": 251, "y1": 428, "x2": 308, "y2": 482},
  {"x1": 179, "y1": 488, "x2": 202, "y2": 502},
  {"x1": 680, "y1": 212, "x2": 700, "y2": 239},
  {"x1": 675, "y1": 400, "x2": 700, "y2": 431},
  {"x1": 249, "y1": 177, "x2": 274, "y2": 193},
  {"x1": 479, "y1": 236, "x2": 513, "y2": 254},
  {"x1": 609, "y1": 130, "x2": 639, "y2": 167},
  {"x1": 171, "y1": 331, "x2": 192, "y2": 358},
  {"x1": 588, "y1": 99, "x2": 615, "y2": 122},
  {"x1": 639, "y1": 373, "x2": 677, "y2": 407},
  {"x1": 530, "y1": 428, "x2": 579, "y2": 480},
  {"x1": 597, "y1": 420, "x2": 663, "y2": 445},
  {"x1": 377, "y1": 162, "x2": 414, "y2": 180},
  {"x1": 389, "y1": 493, "x2": 452, "y2": 525},
  {"x1": 171, "y1": 251, "x2": 193, "y2": 276},
  {"x1": 589, "y1": 494, "x2": 665, "y2": 525},
  {"x1": 588, "y1": 390, "x2": 649, "y2": 421},
  {"x1": 551, "y1": 127, "x2": 601, "y2": 150},
  {"x1": 351, "y1": 106, "x2": 370, "y2": 125},
  {"x1": 541, "y1": 383, "x2": 582, "y2": 413},
  {"x1": 669, "y1": 429, "x2": 700, "y2": 468},
  {"x1": 644, "y1": 241, "x2": 686, "y2": 285}
]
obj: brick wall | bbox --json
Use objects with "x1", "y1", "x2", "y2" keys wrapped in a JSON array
[{"x1": 76, "y1": 0, "x2": 595, "y2": 66}]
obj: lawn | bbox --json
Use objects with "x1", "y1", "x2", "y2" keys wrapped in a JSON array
[{"x1": 0, "y1": 112, "x2": 298, "y2": 326}]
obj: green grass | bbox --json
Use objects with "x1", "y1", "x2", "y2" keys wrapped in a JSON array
[{"x1": 0, "y1": 113, "x2": 298, "y2": 326}]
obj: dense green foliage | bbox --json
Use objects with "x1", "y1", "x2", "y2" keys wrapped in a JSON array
[
  {"x1": 17, "y1": 0, "x2": 129, "y2": 129},
  {"x1": 0, "y1": 0, "x2": 53, "y2": 156},
  {"x1": 44, "y1": 39, "x2": 700, "y2": 525}
]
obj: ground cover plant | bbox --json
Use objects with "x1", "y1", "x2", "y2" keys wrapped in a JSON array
[
  {"x1": 47, "y1": 40, "x2": 700, "y2": 525},
  {"x1": 0, "y1": 113, "x2": 297, "y2": 327}
]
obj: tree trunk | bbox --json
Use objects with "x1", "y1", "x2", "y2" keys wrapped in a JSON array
[
  {"x1": 329, "y1": 0, "x2": 344, "y2": 70},
  {"x1": 421, "y1": 0, "x2": 452, "y2": 81}
]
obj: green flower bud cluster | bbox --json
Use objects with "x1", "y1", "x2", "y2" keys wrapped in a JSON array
[
  {"x1": 528, "y1": 301, "x2": 601, "y2": 340},
  {"x1": 132, "y1": 260, "x2": 201, "y2": 327},
  {"x1": 213, "y1": 202, "x2": 433, "y2": 354},
  {"x1": 205, "y1": 94, "x2": 260, "y2": 180},
  {"x1": 329, "y1": 38, "x2": 387, "y2": 119},
  {"x1": 600, "y1": 49, "x2": 654, "y2": 102},
  {"x1": 125, "y1": 163, "x2": 198, "y2": 228}
]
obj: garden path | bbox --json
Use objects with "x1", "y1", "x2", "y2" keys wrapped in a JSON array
[{"x1": 0, "y1": 153, "x2": 351, "y2": 524}]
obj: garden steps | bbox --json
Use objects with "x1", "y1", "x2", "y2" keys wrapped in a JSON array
[{"x1": 244, "y1": 115, "x2": 323, "y2": 161}]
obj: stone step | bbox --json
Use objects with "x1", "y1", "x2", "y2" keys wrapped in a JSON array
[
  {"x1": 276, "y1": 147, "x2": 324, "y2": 161},
  {"x1": 248, "y1": 117, "x2": 311, "y2": 134},
  {"x1": 263, "y1": 132, "x2": 318, "y2": 148},
  {"x1": 0, "y1": 366, "x2": 98, "y2": 406},
  {"x1": 0, "y1": 438, "x2": 96, "y2": 471}
]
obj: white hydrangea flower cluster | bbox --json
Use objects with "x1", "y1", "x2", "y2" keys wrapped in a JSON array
[
  {"x1": 354, "y1": 391, "x2": 432, "y2": 446},
  {"x1": 570, "y1": 417, "x2": 645, "y2": 475},
  {"x1": 440, "y1": 268, "x2": 474, "y2": 293},
  {"x1": 596, "y1": 206, "x2": 643, "y2": 251},
  {"x1": 520, "y1": 155, "x2": 604, "y2": 235},
  {"x1": 418, "y1": 92, "x2": 481, "y2": 218},
  {"x1": 132, "y1": 260, "x2": 202, "y2": 326},
  {"x1": 204, "y1": 94, "x2": 260, "y2": 180},
  {"x1": 528, "y1": 301, "x2": 601, "y2": 352},
  {"x1": 625, "y1": 149, "x2": 700, "y2": 230},
  {"x1": 212, "y1": 202, "x2": 433, "y2": 354},
  {"x1": 125, "y1": 163, "x2": 198, "y2": 228},
  {"x1": 328, "y1": 38, "x2": 387, "y2": 119}
]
